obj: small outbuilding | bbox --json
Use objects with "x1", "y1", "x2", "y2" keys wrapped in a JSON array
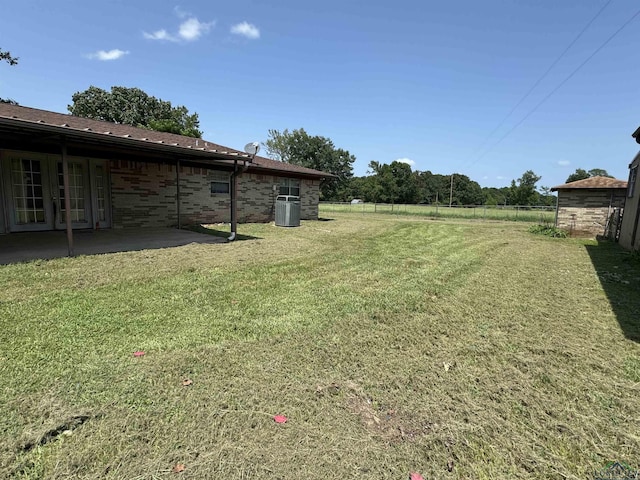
[{"x1": 551, "y1": 176, "x2": 627, "y2": 237}]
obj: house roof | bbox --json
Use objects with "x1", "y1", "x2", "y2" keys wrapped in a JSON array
[
  {"x1": 633, "y1": 126, "x2": 640, "y2": 143},
  {"x1": 0, "y1": 103, "x2": 331, "y2": 179},
  {"x1": 551, "y1": 176, "x2": 628, "y2": 192}
]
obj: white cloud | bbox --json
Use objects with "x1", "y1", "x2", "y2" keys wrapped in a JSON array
[
  {"x1": 496, "y1": 175, "x2": 506, "y2": 180},
  {"x1": 558, "y1": 160, "x2": 571, "y2": 166},
  {"x1": 395, "y1": 157, "x2": 415, "y2": 166},
  {"x1": 86, "y1": 49, "x2": 129, "y2": 61},
  {"x1": 179, "y1": 17, "x2": 214, "y2": 41},
  {"x1": 144, "y1": 11, "x2": 214, "y2": 43},
  {"x1": 230, "y1": 21, "x2": 260, "y2": 39},
  {"x1": 143, "y1": 29, "x2": 177, "y2": 41}
]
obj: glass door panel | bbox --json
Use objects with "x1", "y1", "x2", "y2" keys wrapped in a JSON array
[
  {"x1": 57, "y1": 162, "x2": 88, "y2": 225},
  {"x1": 8, "y1": 158, "x2": 53, "y2": 230}
]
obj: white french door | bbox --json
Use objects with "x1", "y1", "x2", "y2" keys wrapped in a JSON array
[
  {"x1": 1, "y1": 151, "x2": 110, "y2": 232},
  {"x1": 4, "y1": 155, "x2": 54, "y2": 232},
  {"x1": 52, "y1": 159, "x2": 91, "y2": 230}
]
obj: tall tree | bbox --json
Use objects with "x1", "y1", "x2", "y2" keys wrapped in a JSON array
[
  {"x1": 0, "y1": 48, "x2": 18, "y2": 65},
  {"x1": 587, "y1": 168, "x2": 612, "y2": 178},
  {"x1": 565, "y1": 168, "x2": 590, "y2": 183},
  {"x1": 365, "y1": 160, "x2": 418, "y2": 204},
  {"x1": 1, "y1": 48, "x2": 19, "y2": 104},
  {"x1": 68, "y1": 86, "x2": 202, "y2": 137},
  {"x1": 449, "y1": 174, "x2": 483, "y2": 205},
  {"x1": 565, "y1": 168, "x2": 612, "y2": 183},
  {"x1": 264, "y1": 128, "x2": 355, "y2": 201},
  {"x1": 509, "y1": 170, "x2": 541, "y2": 206}
]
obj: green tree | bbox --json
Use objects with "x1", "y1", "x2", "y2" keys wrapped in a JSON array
[
  {"x1": 68, "y1": 86, "x2": 202, "y2": 138},
  {"x1": 482, "y1": 187, "x2": 510, "y2": 206},
  {"x1": 1, "y1": 48, "x2": 19, "y2": 104},
  {"x1": 449, "y1": 174, "x2": 483, "y2": 205},
  {"x1": 538, "y1": 186, "x2": 557, "y2": 207},
  {"x1": 509, "y1": 170, "x2": 541, "y2": 206},
  {"x1": 565, "y1": 168, "x2": 612, "y2": 183},
  {"x1": 565, "y1": 168, "x2": 590, "y2": 183},
  {"x1": 413, "y1": 170, "x2": 446, "y2": 204},
  {"x1": 0, "y1": 48, "x2": 18, "y2": 66},
  {"x1": 587, "y1": 168, "x2": 612, "y2": 178},
  {"x1": 264, "y1": 128, "x2": 355, "y2": 201},
  {"x1": 365, "y1": 161, "x2": 419, "y2": 204}
]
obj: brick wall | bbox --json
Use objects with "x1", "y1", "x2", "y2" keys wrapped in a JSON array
[
  {"x1": 110, "y1": 160, "x2": 178, "y2": 228},
  {"x1": 555, "y1": 188, "x2": 626, "y2": 236},
  {"x1": 110, "y1": 160, "x2": 320, "y2": 228}
]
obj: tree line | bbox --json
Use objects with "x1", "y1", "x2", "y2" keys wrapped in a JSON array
[
  {"x1": 343, "y1": 163, "x2": 556, "y2": 207},
  {"x1": 264, "y1": 129, "x2": 612, "y2": 207}
]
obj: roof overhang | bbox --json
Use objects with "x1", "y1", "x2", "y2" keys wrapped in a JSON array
[
  {"x1": 0, "y1": 114, "x2": 333, "y2": 179},
  {"x1": 633, "y1": 126, "x2": 640, "y2": 144},
  {"x1": 0, "y1": 116, "x2": 250, "y2": 168}
]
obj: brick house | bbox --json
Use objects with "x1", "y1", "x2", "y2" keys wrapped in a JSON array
[
  {"x1": 0, "y1": 104, "x2": 330, "y2": 236},
  {"x1": 551, "y1": 176, "x2": 628, "y2": 237},
  {"x1": 618, "y1": 129, "x2": 640, "y2": 250}
]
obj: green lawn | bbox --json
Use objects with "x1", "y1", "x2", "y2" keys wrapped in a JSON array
[{"x1": 1, "y1": 213, "x2": 638, "y2": 479}]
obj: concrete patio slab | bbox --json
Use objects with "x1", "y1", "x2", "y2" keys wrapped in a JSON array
[{"x1": 0, "y1": 228, "x2": 228, "y2": 265}]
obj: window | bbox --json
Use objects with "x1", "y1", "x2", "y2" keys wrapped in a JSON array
[
  {"x1": 279, "y1": 178, "x2": 300, "y2": 196},
  {"x1": 628, "y1": 165, "x2": 638, "y2": 198},
  {"x1": 211, "y1": 172, "x2": 230, "y2": 194}
]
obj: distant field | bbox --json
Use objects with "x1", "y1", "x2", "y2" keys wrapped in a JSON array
[
  {"x1": 1, "y1": 213, "x2": 638, "y2": 479},
  {"x1": 320, "y1": 202, "x2": 556, "y2": 223}
]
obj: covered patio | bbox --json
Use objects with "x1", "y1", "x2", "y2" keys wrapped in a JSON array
[{"x1": 0, "y1": 227, "x2": 226, "y2": 265}]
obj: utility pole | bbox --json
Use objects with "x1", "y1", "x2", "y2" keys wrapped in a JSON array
[{"x1": 449, "y1": 174, "x2": 454, "y2": 207}]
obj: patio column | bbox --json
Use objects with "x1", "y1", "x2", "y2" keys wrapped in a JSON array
[
  {"x1": 61, "y1": 137, "x2": 74, "y2": 257},
  {"x1": 230, "y1": 159, "x2": 238, "y2": 239},
  {"x1": 176, "y1": 160, "x2": 181, "y2": 229}
]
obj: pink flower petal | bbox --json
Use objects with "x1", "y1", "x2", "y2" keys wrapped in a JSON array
[
  {"x1": 410, "y1": 473, "x2": 424, "y2": 480},
  {"x1": 273, "y1": 415, "x2": 288, "y2": 424},
  {"x1": 133, "y1": 351, "x2": 145, "y2": 357}
]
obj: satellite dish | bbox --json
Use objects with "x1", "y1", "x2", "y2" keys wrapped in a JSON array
[{"x1": 244, "y1": 142, "x2": 260, "y2": 157}]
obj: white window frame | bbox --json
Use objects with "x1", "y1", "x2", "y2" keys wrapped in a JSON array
[
  {"x1": 279, "y1": 178, "x2": 300, "y2": 197},
  {"x1": 211, "y1": 172, "x2": 230, "y2": 195}
]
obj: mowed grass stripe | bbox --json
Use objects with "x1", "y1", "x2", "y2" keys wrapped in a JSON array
[
  {"x1": 0, "y1": 221, "x2": 491, "y2": 386},
  {"x1": 1, "y1": 214, "x2": 638, "y2": 479}
]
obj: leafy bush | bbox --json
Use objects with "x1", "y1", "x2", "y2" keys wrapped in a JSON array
[{"x1": 528, "y1": 224, "x2": 568, "y2": 238}]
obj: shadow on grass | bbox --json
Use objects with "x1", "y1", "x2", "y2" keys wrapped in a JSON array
[
  {"x1": 585, "y1": 240, "x2": 640, "y2": 342},
  {"x1": 188, "y1": 224, "x2": 261, "y2": 241}
]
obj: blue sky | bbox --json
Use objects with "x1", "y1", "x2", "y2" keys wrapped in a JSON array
[{"x1": 2, "y1": 0, "x2": 639, "y2": 189}]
